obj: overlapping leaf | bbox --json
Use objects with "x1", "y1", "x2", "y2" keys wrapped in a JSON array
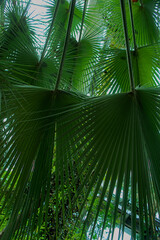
[
  {"x1": 55, "y1": 88, "x2": 160, "y2": 239},
  {"x1": 0, "y1": 0, "x2": 160, "y2": 239}
]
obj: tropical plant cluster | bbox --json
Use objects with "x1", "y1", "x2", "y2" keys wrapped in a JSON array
[{"x1": 0, "y1": 0, "x2": 160, "y2": 239}]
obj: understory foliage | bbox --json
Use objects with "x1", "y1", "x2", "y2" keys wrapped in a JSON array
[{"x1": 0, "y1": 0, "x2": 160, "y2": 239}]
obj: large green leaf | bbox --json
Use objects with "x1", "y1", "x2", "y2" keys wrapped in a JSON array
[
  {"x1": 102, "y1": 0, "x2": 160, "y2": 48},
  {"x1": 0, "y1": 0, "x2": 160, "y2": 239},
  {"x1": 55, "y1": 88, "x2": 160, "y2": 239},
  {"x1": 93, "y1": 44, "x2": 160, "y2": 94},
  {"x1": 0, "y1": 86, "x2": 85, "y2": 239}
]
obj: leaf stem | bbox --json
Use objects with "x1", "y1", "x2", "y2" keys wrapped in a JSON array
[
  {"x1": 128, "y1": 0, "x2": 141, "y2": 86},
  {"x1": 38, "y1": 0, "x2": 60, "y2": 69},
  {"x1": 54, "y1": 0, "x2": 76, "y2": 91},
  {"x1": 120, "y1": 0, "x2": 135, "y2": 92},
  {"x1": 78, "y1": 0, "x2": 88, "y2": 42},
  {"x1": 128, "y1": 0, "x2": 136, "y2": 51}
]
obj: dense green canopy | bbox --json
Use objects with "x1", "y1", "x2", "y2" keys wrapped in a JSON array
[{"x1": 0, "y1": 0, "x2": 160, "y2": 239}]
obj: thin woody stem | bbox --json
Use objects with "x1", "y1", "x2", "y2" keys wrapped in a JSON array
[
  {"x1": 128, "y1": 0, "x2": 137, "y2": 51},
  {"x1": 79, "y1": 0, "x2": 88, "y2": 42},
  {"x1": 54, "y1": 0, "x2": 76, "y2": 90},
  {"x1": 38, "y1": 0, "x2": 60, "y2": 69},
  {"x1": 120, "y1": 0, "x2": 135, "y2": 92}
]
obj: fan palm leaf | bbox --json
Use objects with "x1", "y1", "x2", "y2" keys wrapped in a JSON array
[{"x1": 0, "y1": 0, "x2": 160, "y2": 239}]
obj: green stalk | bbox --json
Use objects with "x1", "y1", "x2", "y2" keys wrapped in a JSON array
[
  {"x1": 54, "y1": 0, "x2": 76, "y2": 90},
  {"x1": 120, "y1": 0, "x2": 135, "y2": 92},
  {"x1": 128, "y1": 0, "x2": 141, "y2": 86},
  {"x1": 128, "y1": 0, "x2": 136, "y2": 51},
  {"x1": 78, "y1": 0, "x2": 88, "y2": 42},
  {"x1": 38, "y1": 0, "x2": 61, "y2": 69}
]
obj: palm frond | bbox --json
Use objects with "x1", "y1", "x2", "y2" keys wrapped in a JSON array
[
  {"x1": 55, "y1": 88, "x2": 160, "y2": 239},
  {"x1": 0, "y1": 0, "x2": 160, "y2": 239}
]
